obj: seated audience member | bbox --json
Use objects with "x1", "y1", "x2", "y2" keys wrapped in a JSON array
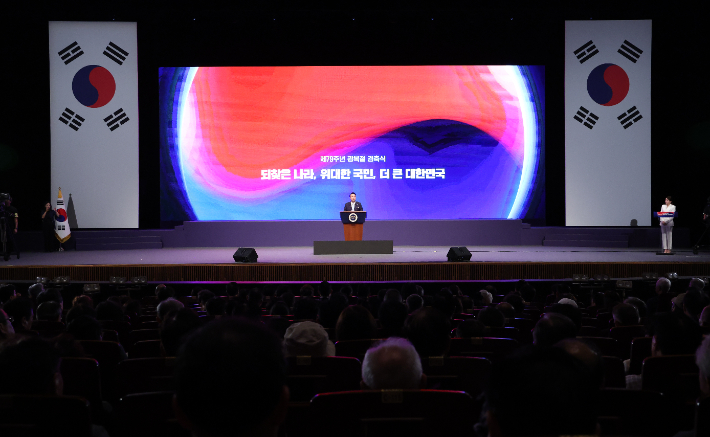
[
  {"x1": 404, "y1": 307, "x2": 451, "y2": 357},
  {"x1": 281, "y1": 291, "x2": 295, "y2": 310},
  {"x1": 683, "y1": 289, "x2": 710, "y2": 322},
  {"x1": 283, "y1": 321, "x2": 335, "y2": 357},
  {"x1": 269, "y1": 301, "x2": 290, "y2": 316},
  {"x1": 555, "y1": 338, "x2": 605, "y2": 389},
  {"x1": 456, "y1": 319, "x2": 487, "y2": 338},
  {"x1": 36, "y1": 301, "x2": 62, "y2": 322},
  {"x1": 173, "y1": 318, "x2": 289, "y2": 437},
  {"x1": 478, "y1": 306, "x2": 506, "y2": 328},
  {"x1": 484, "y1": 347, "x2": 598, "y2": 437},
  {"x1": 361, "y1": 337, "x2": 426, "y2": 390},
  {"x1": 603, "y1": 291, "x2": 622, "y2": 312},
  {"x1": 0, "y1": 338, "x2": 62, "y2": 395},
  {"x1": 479, "y1": 290, "x2": 494, "y2": 305},
  {"x1": 339, "y1": 285, "x2": 354, "y2": 300},
  {"x1": 156, "y1": 286, "x2": 175, "y2": 303},
  {"x1": 157, "y1": 297, "x2": 184, "y2": 324},
  {"x1": 503, "y1": 294, "x2": 525, "y2": 316},
  {"x1": 647, "y1": 277, "x2": 673, "y2": 315},
  {"x1": 3, "y1": 297, "x2": 34, "y2": 334},
  {"x1": 52, "y1": 332, "x2": 86, "y2": 358},
  {"x1": 36, "y1": 289, "x2": 64, "y2": 310},
  {"x1": 612, "y1": 303, "x2": 641, "y2": 327},
  {"x1": 624, "y1": 297, "x2": 648, "y2": 319},
  {"x1": 0, "y1": 309, "x2": 15, "y2": 342},
  {"x1": 626, "y1": 312, "x2": 703, "y2": 389},
  {"x1": 401, "y1": 283, "x2": 419, "y2": 299},
  {"x1": 318, "y1": 292, "x2": 349, "y2": 330},
  {"x1": 671, "y1": 293, "x2": 687, "y2": 314},
  {"x1": 383, "y1": 289, "x2": 402, "y2": 303},
  {"x1": 549, "y1": 302, "x2": 582, "y2": 333},
  {"x1": 533, "y1": 313, "x2": 577, "y2": 348},
  {"x1": 160, "y1": 308, "x2": 202, "y2": 357},
  {"x1": 496, "y1": 302, "x2": 515, "y2": 320},
  {"x1": 700, "y1": 305, "x2": 710, "y2": 328},
  {"x1": 197, "y1": 290, "x2": 215, "y2": 311},
  {"x1": 432, "y1": 290, "x2": 458, "y2": 319},
  {"x1": 675, "y1": 335, "x2": 710, "y2": 437},
  {"x1": 0, "y1": 284, "x2": 16, "y2": 306},
  {"x1": 65, "y1": 303, "x2": 97, "y2": 325},
  {"x1": 248, "y1": 290, "x2": 264, "y2": 308},
  {"x1": 72, "y1": 295, "x2": 94, "y2": 309},
  {"x1": 155, "y1": 283, "x2": 167, "y2": 296},
  {"x1": 67, "y1": 315, "x2": 103, "y2": 341},
  {"x1": 293, "y1": 297, "x2": 319, "y2": 321},
  {"x1": 689, "y1": 277, "x2": 706, "y2": 293},
  {"x1": 123, "y1": 299, "x2": 141, "y2": 321},
  {"x1": 225, "y1": 281, "x2": 239, "y2": 298},
  {"x1": 406, "y1": 294, "x2": 423, "y2": 314},
  {"x1": 557, "y1": 297, "x2": 578, "y2": 308},
  {"x1": 205, "y1": 297, "x2": 226, "y2": 318},
  {"x1": 95, "y1": 301, "x2": 125, "y2": 322},
  {"x1": 299, "y1": 284, "x2": 315, "y2": 298},
  {"x1": 27, "y1": 283, "x2": 45, "y2": 302},
  {"x1": 378, "y1": 300, "x2": 408, "y2": 338},
  {"x1": 317, "y1": 281, "x2": 332, "y2": 299},
  {"x1": 335, "y1": 305, "x2": 377, "y2": 342}
]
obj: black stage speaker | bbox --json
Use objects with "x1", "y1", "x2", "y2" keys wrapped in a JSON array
[
  {"x1": 233, "y1": 248, "x2": 258, "y2": 263},
  {"x1": 447, "y1": 247, "x2": 471, "y2": 262}
]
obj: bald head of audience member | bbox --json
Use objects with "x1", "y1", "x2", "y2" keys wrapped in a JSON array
[
  {"x1": 361, "y1": 337, "x2": 426, "y2": 390},
  {"x1": 533, "y1": 313, "x2": 577, "y2": 348}
]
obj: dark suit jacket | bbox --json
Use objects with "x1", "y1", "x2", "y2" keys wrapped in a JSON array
[{"x1": 344, "y1": 201, "x2": 363, "y2": 211}]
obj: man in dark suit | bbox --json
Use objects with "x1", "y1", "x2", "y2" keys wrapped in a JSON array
[{"x1": 344, "y1": 192, "x2": 363, "y2": 211}]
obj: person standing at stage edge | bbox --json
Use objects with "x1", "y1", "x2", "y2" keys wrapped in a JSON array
[
  {"x1": 344, "y1": 192, "x2": 363, "y2": 212},
  {"x1": 660, "y1": 196, "x2": 675, "y2": 254},
  {"x1": 2, "y1": 195, "x2": 19, "y2": 260},
  {"x1": 41, "y1": 201, "x2": 57, "y2": 252}
]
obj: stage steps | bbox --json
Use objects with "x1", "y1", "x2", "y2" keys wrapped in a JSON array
[
  {"x1": 543, "y1": 233, "x2": 629, "y2": 248},
  {"x1": 73, "y1": 230, "x2": 163, "y2": 251}
]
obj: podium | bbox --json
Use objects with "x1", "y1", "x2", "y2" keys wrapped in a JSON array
[{"x1": 340, "y1": 211, "x2": 367, "y2": 241}]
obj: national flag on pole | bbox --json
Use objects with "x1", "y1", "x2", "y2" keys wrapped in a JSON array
[{"x1": 55, "y1": 188, "x2": 71, "y2": 243}]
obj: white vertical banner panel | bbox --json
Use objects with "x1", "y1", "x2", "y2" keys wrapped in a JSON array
[
  {"x1": 565, "y1": 20, "x2": 651, "y2": 226},
  {"x1": 49, "y1": 21, "x2": 138, "y2": 228}
]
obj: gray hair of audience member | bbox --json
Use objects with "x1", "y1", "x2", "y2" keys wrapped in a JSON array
[
  {"x1": 361, "y1": 337, "x2": 424, "y2": 390},
  {"x1": 624, "y1": 297, "x2": 648, "y2": 319},
  {"x1": 697, "y1": 335, "x2": 710, "y2": 396},
  {"x1": 480, "y1": 290, "x2": 493, "y2": 305},
  {"x1": 157, "y1": 298, "x2": 184, "y2": 321},
  {"x1": 689, "y1": 278, "x2": 706, "y2": 292},
  {"x1": 656, "y1": 277, "x2": 671, "y2": 294},
  {"x1": 612, "y1": 303, "x2": 640, "y2": 326},
  {"x1": 28, "y1": 283, "x2": 45, "y2": 301}
]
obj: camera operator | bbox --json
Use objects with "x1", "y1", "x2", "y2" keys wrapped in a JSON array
[{"x1": 1, "y1": 194, "x2": 19, "y2": 260}]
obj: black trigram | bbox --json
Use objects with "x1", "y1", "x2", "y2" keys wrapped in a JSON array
[
  {"x1": 103, "y1": 42, "x2": 129, "y2": 65},
  {"x1": 573, "y1": 106, "x2": 599, "y2": 129},
  {"x1": 59, "y1": 108, "x2": 84, "y2": 131},
  {"x1": 104, "y1": 108, "x2": 130, "y2": 131},
  {"x1": 618, "y1": 40, "x2": 643, "y2": 63},
  {"x1": 618, "y1": 106, "x2": 643, "y2": 129},
  {"x1": 58, "y1": 41, "x2": 84, "y2": 65},
  {"x1": 573, "y1": 40, "x2": 599, "y2": 64},
  {"x1": 56, "y1": 224, "x2": 66, "y2": 231}
]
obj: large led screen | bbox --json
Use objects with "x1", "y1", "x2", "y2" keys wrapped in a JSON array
[{"x1": 160, "y1": 66, "x2": 545, "y2": 221}]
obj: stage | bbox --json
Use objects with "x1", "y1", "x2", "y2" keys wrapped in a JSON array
[{"x1": 2, "y1": 245, "x2": 710, "y2": 282}]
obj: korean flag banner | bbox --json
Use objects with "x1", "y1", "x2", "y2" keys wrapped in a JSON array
[
  {"x1": 565, "y1": 20, "x2": 651, "y2": 226},
  {"x1": 55, "y1": 188, "x2": 71, "y2": 243},
  {"x1": 49, "y1": 22, "x2": 138, "y2": 228}
]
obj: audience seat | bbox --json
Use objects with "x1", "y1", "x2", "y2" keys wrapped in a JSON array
[
  {"x1": 577, "y1": 336, "x2": 618, "y2": 357},
  {"x1": 608, "y1": 326, "x2": 647, "y2": 360},
  {"x1": 335, "y1": 339, "x2": 383, "y2": 360},
  {"x1": 30, "y1": 320, "x2": 65, "y2": 331},
  {"x1": 448, "y1": 337, "x2": 519, "y2": 361},
  {"x1": 139, "y1": 315, "x2": 158, "y2": 323},
  {"x1": 522, "y1": 308, "x2": 541, "y2": 320},
  {"x1": 101, "y1": 329, "x2": 120, "y2": 343},
  {"x1": 581, "y1": 317, "x2": 598, "y2": 327},
  {"x1": 310, "y1": 389, "x2": 476, "y2": 437},
  {"x1": 137, "y1": 321, "x2": 160, "y2": 330},
  {"x1": 98, "y1": 320, "x2": 132, "y2": 346},
  {"x1": 60, "y1": 357, "x2": 102, "y2": 411},
  {"x1": 0, "y1": 395, "x2": 92, "y2": 437},
  {"x1": 505, "y1": 318, "x2": 534, "y2": 344},
  {"x1": 695, "y1": 396, "x2": 710, "y2": 437},
  {"x1": 601, "y1": 356, "x2": 626, "y2": 388},
  {"x1": 79, "y1": 340, "x2": 125, "y2": 401},
  {"x1": 285, "y1": 356, "x2": 361, "y2": 402},
  {"x1": 577, "y1": 326, "x2": 598, "y2": 337},
  {"x1": 629, "y1": 336, "x2": 652, "y2": 375},
  {"x1": 641, "y1": 355, "x2": 699, "y2": 401},
  {"x1": 598, "y1": 388, "x2": 667, "y2": 436},
  {"x1": 131, "y1": 340, "x2": 163, "y2": 359},
  {"x1": 128, "y1": 329, "x2": 161, "y2": 352},
  {"x1": 421, "y1": 356, "x2": 491, "y2": 401},
  {"x1": 116, "y1": 358, "x2": 177, "y2": 398},
  {"x1": 117, "y1": 391, "x2": 190, "y2": 437}
]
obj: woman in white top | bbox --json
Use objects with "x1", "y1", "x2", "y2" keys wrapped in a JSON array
[{"x1": 660, "y1": 196, "x2": 676, "y2": 253}]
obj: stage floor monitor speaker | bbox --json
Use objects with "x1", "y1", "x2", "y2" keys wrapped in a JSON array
[
  {"x1": 447, "y1": 246, "x2": 472, "y2": 262},
  {"x1": 233, "y1": 248, "x2": 258, "y2": 263}
]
